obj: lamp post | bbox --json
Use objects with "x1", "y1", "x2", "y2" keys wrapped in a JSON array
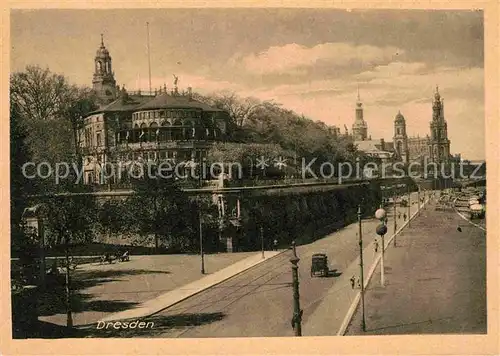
[
  {"x1": 260, "y1": 226, "x2": 265, "y2": 259},
  {"x1": 290, "y1": 241, "x2": 302, "y2": 336},
  {"x1": 407, "y1": 185, "x2": 411, "y2": 228},
  {"x1": 417, "y1": 186, "x2": 421, "y2": 216},
  {"x1": 357, "y1": 205, "x2": 366, "y2": 332},
  {"x1": 199, "y1": 204, "x2": 205, "y2": 274},
  {"x1": 393, "y1": 193, "x2": 397, "y2": 246},
  {"x1": 375, "y1": 208, "x2": 388, "y2": 287}
]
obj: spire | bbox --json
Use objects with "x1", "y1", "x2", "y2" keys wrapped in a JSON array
[
  {"x1": 100, "y1": 33, "x2": 104, "y2": 47},
  {"x1": 357, "y1": 85, "x2": 360, "y2": 102}
]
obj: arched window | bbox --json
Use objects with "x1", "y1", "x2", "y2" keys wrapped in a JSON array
[{"x1": 150, "y1": 122, "x2": 158, "y2": 141}]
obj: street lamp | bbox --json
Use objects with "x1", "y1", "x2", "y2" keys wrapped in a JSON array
[
  {"x1": 260, "y1": 226, "x2": 265, "y2": 259},
  {"x1": 290, "y1": 241, "x2": 302, "y2": 336},
  {"x1": 393, "y1": 193, "x2": 397, "y2": 246},
  {"x1": 199, "y1": 202, "x2": 205, "y2": 274},
  {"x1": 417, "y1": 186, "x2": 421, "y2": 216},
  {"x1": 357, "y1": 205, "x2": 366, "y2": 332},
  {"x1": 407, "y1": 185, "x2": 411, "y2": 228},
  {"x1": 375, "y1": 208, "x2": 387, "y2": 286}
]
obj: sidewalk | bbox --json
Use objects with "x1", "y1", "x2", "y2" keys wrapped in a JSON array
[
  {"x1": 96, "y1": 250, "x2": 283, "y2": 324},
  {"x1": 303, "y1": 192, "x2": 427, "y2": 336},
  {"x1": 345, "y1": 196, "x2": 486, "y2": 335}
]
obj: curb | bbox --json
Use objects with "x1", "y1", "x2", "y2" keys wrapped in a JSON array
[
  {"x1": 80, "y1": 249, "x2": 289, "y2": 327},
  {"x1": 337, "y1": 195, "x2": 430, "y2": 336}
]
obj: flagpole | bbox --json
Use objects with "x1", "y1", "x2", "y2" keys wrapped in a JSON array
[{"x1": 146, "y1": 22, "x2": 152, "y2": 95}]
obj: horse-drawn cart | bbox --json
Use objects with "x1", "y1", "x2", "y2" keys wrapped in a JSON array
[{"x1": 310, "y1": 253, "x2": 329, "y2": 277}]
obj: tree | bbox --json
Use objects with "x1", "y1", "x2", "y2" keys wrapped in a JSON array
[
  {"x1": 10, "y1": 65, "x2": 98, "y2": 171},
  {"x1": 10, "y1": 102, "x2": 36, "y2": 249},
  {"x1": 43, "y1": 190, "x2": 98, "y2": 327},
  {"x1": 98, "y1": 200, "x2": 128, "y2": 242},
  {"x1": 125, "y1": 170, "x2": 194, "y2": 251},
  {"x1": 195, "y1": 90, "x2": 280, "y2": 128}
]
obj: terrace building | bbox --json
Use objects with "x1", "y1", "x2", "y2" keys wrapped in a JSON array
[{"x1": 79, "y1": 37, "x2": 231, "y2": 184}]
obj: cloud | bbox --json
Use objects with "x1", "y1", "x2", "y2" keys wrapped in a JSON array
[
  {"x1": 356, "y1": 61, "x2": 428, "y2": 80},
  {"x1": 232, "y1": 42, "x2": 404, "y2": 75}
]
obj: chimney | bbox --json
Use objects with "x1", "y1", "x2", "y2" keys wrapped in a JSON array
[{"x1": 380, "y1": 138, "x2": 385, "y2": 151}]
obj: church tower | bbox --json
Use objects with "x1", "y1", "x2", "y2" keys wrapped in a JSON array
[
  {"x1": 428, "y1": 86, "x2": 451, "y2": 164},
  {"x1": 393, "y1": 111, "x2": 409, "y2": 163},
  {"x1": 92, "y1": 34, "x2": 117, "y2": 105},
  {"x1": 352, "y1": 90, "x2": 368, "y2": 141}
]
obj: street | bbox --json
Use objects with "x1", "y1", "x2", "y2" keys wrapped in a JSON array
[{"x1": 84, "y1": 193, "x2": 421, "y2": 338}]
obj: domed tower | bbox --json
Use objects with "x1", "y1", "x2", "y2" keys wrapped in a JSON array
[
  {"x1": 428, "y1": 86, "x2": 451, "y2": 164},
  {"x1": 92, "y1": 34, "x2": 117, "y2": 105},
  {"x1": 393, "y1": 111, "x2": 409, "y2": 163},
  {"x1": 352, "y1": 90, "x2": 368, "y2": 141}
]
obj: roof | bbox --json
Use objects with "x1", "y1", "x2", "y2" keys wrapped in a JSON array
[
  {"x1": 89, "y1": 92, "x2": 225, "y2": 114},
  {"x1": 355, "y1": 140, "x2": 394, "y2": 158},
  {"x1": 89, "y1": 94, "x2": 153, "y2": 114},
  {"x1": 355, "y1": 140, "x2": 383, "y2": 151},
  {"x1": 136, "y1": 92, "x2": 225, "y2": 111}
]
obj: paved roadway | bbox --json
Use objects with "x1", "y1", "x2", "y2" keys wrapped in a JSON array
[
  {"x1": 345, "y1": 196, "x2": 486, "y2": 335},
  {"x1": 100, "y1": 193, "x2": 421, "y2": 338}
]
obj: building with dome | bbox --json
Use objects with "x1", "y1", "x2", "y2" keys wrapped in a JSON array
[
  {"x1": 79, "y1": 37, "x2": 231, "y2": 184},
  {"x1": 349, "y1": 86, "x2": 452, "y2": 168}
]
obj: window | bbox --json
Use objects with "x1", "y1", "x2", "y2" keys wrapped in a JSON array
[{"x1": 96, "y1": 132, "x2": 102, "y2": 146}]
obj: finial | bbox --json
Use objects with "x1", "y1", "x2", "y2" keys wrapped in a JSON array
[
  {"x1": 164, "y1": 83, "x2": 167, "y2": 92},
  {"x1": 100, "y1": 33, "x2": 104, "y2": 47},
  {"x1": 357, "y1": 85, "x2": 360, "y2": 101}
]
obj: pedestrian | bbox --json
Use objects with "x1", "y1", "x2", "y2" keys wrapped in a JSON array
[
  {"x1": 374, "y1": 238, "x2": 379, "y2": 253},
  {"x1": 398, "y1": 212, "x2": 401, "y2": 219},
  {"x1": 403, "y1": 213, "x2": 407, "y2": 221},
  {"x1": 357, "y1": 278, "x2": 361, "y2": 289},
  {"x1": 273, "y1": 238, "x2": 278, "y2": 251},
  {"x1": 350, "y1": 276, "x2": 355, "y2": 289}
]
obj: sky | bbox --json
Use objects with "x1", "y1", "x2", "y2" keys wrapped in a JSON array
[{"x1": 10, "y1": 8, "x2": 485, "y2": 160}]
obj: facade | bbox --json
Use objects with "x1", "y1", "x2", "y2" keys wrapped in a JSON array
[
  {"x1": 351, "y1": 92, "x2": 368, "y2": 141},
  {"x1": 80, "y1": 38, "x2": 231, "y2": 184},
  {"x1": 427, "y1": 87, "x2": 451, "y2": 164},
  {"x1": 351, "y1": 87, "x2": 453, "y2": 167},
  {"x1": 92, "y1": 35, "x2": 118, "y2": 105},
  {"x1": 352, "y1": 91, "x2": 395, "y2": 162},
  {"x1": 392, "y1": 111, "x2": 409, "y2": 163}
]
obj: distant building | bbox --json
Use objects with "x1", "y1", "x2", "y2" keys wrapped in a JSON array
[
  {"x1": 350, "y1": 86, "x2": 454, "y2": 167},
  {"x1": 351, "y1": 91, "x2": 368, "y2": 141},
  {"x1": 351, "y1": 91, "x2": 395, "y2": 163},
  {"x1": 80, "y1": 37, "x2": 231, "y2": 184},
  {"x1": 427, "y1": 86, "x2": 452, "y2": 164}
]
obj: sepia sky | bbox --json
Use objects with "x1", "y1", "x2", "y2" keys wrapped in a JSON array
[{"x1": 10, "y1": 8, "x2": 484, "y2": 160}]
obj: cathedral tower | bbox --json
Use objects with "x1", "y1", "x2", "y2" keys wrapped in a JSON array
[
  {"x1": 92, "y1": 34, "x2": 117, "y2": 105},
  {"x1": 428, "y1": 86, "x2": 451, "y2": 164},
  {"x1": 352, "y1": 90, "x2": 368, "y2": 141},
  {"x1": 393, "y1": 111, "x2": 409, "y2": 163}
]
